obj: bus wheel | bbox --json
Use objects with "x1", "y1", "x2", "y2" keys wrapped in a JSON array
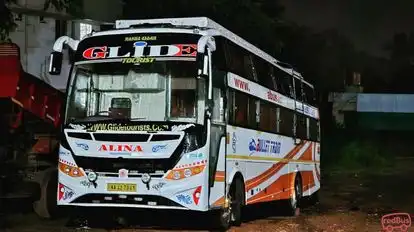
[
  {"x1": 287, "y1": 174, "x2": 302, "y2": 216},
  {"x1": 309, "y1": 190, "x2": 320, "y2": 205},
  {"x1": 230, "y1": 178, "x2": 244, "y2": 226},
  {"x1": 213, "y1": 178, "x2": 244, "y2": 230}
]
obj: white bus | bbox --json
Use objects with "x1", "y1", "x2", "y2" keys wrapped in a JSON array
[{"x1": 48, "y1": 17, "x2": 320, "y2": 230}]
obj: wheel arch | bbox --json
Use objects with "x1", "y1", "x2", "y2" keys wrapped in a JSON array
[{"x1": 228, "y1": 171, "x2": 246, "y2": 205}]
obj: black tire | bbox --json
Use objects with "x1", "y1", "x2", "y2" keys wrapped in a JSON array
[
  {"x1": 309, "y1": 190, "x2": 320, "y2": 205},
  {"x1": 286, "y1": 174, "x2": 303, "y2": 216},
  {"x1": 231, "y1": 178, "x2": 244, "y2": 226},
  {"x1": 212, "y1": 178, "x2": 244, "y2": 231}
]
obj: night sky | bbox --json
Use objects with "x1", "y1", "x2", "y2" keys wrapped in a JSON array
[{"x1": 279, "y1": 0, "x2": 414, "y2": 57}]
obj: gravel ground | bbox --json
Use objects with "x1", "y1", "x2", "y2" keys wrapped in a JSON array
[{"x1": 2, "y1": 159, "x2": 414, "y2": 232}]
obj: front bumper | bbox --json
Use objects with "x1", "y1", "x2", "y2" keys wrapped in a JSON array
[{"x1": 57, "y1": 172, "x2": 208, "y2": 211}]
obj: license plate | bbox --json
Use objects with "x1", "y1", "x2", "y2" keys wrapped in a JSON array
[{"x1": 107, "y1": 183, "x2": 137, "y2": 192}]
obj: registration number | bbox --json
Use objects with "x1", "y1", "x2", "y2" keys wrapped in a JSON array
[{"x1": 107, "y1": 183, "x2": 137, "y2": 192}]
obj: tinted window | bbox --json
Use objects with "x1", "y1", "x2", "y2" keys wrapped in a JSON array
[
  {"x1": 294, "y1": 78, "x2": 303, "y2": 101},
  {"x1": 259, "y1": 101, "x2": 277, "y2": 132},
  {"x1": 309, "y1": 118, "x2": 319, "y2": 141},
  {"x1": 212, "y1": 36, "x2": 227, "y2": 71},
  {"x1": 304, "y1": 84, "x2": 316, "y2": 106},
  {"x1": 278, "y1": 70, "x2": 294, "y2": 98},
  {"x1": 278, "y1": 107, "x2": 294, "y2": 137},
  {"x1": 233, "y1": 91, "x2": 248, "y2": 126},
  {"x1": 296, "y1": 113, "x2": 307, "y2": 139},
  {"x1": 255, "y1": 57, "x2": 276, "y2": 91},
  {"x1": 225, "y1": 41, "x2": 256, "y2": 81},
  {"x1": 229, "y1": 90, "x2": 260, "y2": 130},
  {"x1": 248, "y1": 97, "x2": 259, "y2": 128}
]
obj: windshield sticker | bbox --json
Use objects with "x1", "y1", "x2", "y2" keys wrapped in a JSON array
[
  {"x1": 125, "y1": 36, "x2": 157, "y2": 41},
  {"x1": 171, "y1": 124, "x2": 195, "y2": 131},
  {"x1": 82, "y1": 43, "x2": 197, "y2": 60},
  {"x1": 99, "y1": 144, "x2": 143, "y2": 153},
  {"x1": 68, "y1": 123, "x2": 86, "y2": 130},
  {"x1": 122, "y1": 57, "x2": 155, "y2": 64},
  {"x1": 87, "y1": 123, "x2": 169, "y2": 132}
]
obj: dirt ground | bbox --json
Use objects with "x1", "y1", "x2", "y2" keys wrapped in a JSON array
[{"x1": 2, "y1": 158, "x2": 414, "y2": 232}]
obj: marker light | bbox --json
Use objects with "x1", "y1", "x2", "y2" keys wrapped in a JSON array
[
  {"x1": 87, "y1": 171, "x2": 98, "y2": 182},
  {"x1": 58, "y1": 162, "x2": 84, "y2": 177},
  {"x1": 166, "y1": 164, "x2": 206, "y2": 180}
]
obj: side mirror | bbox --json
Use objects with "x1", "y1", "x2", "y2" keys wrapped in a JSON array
[
  {"x1": 48, "y1": 51, "x2": 63, "y2": 75},
  {"x1": 205, "y1": 99, "x2": 214, "y2": 119}
]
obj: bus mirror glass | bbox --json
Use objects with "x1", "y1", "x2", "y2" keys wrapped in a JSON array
[
  {"x1": 49, "y1": 51, "x2": 63, "y2": 75},
  {"x1": 202, "y1": 54, "x2": 209, "y2": 76},
  {"x1": 205, "y1": 99, "x2": 214, "y2": 119},
  {"x1": 197, "y1": 53, "x2": 208, "y2": 78}
]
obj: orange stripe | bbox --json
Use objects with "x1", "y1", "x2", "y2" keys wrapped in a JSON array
[
  {"x1": 300, "y1": 170, "x2": 314, "y2": 191},
  {"x1": 312, "y1": 143, "x2": 321, "y2": 181},
  {"x1": 246, "y1": 172, "x2": 295, "y2": 204},
  {"x1": 246, "y1": 170, "x2": 316, "y2": 205},
  {"x1": 215, "y1": 171, "x2": 225, "y2": 177},
  {"x1": 212, "y1": 196, "x2": 225, "y2": 207},
  {"x1": 211, "y1": 141, "x2": 310, "y2": 208},
  {"x1": 303, "y1": 182, "x2": 316, "y2": 192},
  {"x1": 297, "y1": 142, "x2": 313, "y2": 161},
  {"x1": 214, "y1": 171, "x2": 225, "y2": 182},
  {"x1": 245, "y1": 142, "x2": 307, "y2": 191}
]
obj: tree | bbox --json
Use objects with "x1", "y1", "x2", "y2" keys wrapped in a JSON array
[
  {"x1": 0, "y1": 0, "x2": 16, "y2": 41},
  {"x1": 384, "y1": 32, "x2": 414, "y2": 93},
  {"x1": 0, "y1": 0, "x2": 82, "y2": 41},
  {"x1": 122, "y1": 0, "x2": 287, "y2": 55}
]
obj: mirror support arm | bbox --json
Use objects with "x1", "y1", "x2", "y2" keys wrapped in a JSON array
[{"x1": 53, "y1": 36, "x2": 79, "y2": 53}]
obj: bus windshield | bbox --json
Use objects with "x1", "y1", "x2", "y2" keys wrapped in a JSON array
[{"x1": 65, "y1": 61, "x2": 206, "y2": 124}]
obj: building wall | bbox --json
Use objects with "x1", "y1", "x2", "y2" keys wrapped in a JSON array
[{"x1": 6, "y1": 0, "x2": 122, "y2": 91}]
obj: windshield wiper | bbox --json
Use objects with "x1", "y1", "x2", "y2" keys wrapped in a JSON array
[{"x1": 129, "y1": 117, "x2": 147, "y2": 121}]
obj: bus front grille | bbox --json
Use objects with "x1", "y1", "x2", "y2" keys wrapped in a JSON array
[{"x1": 71, "y1": 142, "x2": 184, "y2": 173}]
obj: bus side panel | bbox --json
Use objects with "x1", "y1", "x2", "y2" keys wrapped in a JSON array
[
  {"x1": 309, "y1": 141, "x2": 321, "y2": 195},
  {"x1": 226, "y1": 126, "x2": 320, "y2": 205},
  {"x1": 209, "y1": 136, "x2": 227, "y2": 208}
]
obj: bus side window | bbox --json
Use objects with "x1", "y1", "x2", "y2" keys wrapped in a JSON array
[
  {"x1": 255, "y1": 57, "x2": 276, "y2": 91},
  {"x1": 212, "y1": 36, "x2": 227, "y2": 71},
  {"x1": 304, "y1": 84, "x2": 316, "y2": 106},
  {"x1": 233, "y1": 91, "x2": 248, "y2": 127},
  {"x1": 309, "y1": 118, "x2": 319, "y2": 141},
  {"x1": 225, "y1": 41, "x2": 256, "y2": 81},
  {"x1": 294, "y1": 78, "x2": 303, "y2": 102},
  {"x1": 225, "y1": 42, "x2": 244, "y2": 78},
  {"x1": 259, "y1": 101, "x2": 277, "y2": 133},
  {"x1": 296, "y1": 113, "x2": 307, "y2": 140},
  {"x1": 212, "y1": 87, "x2": 225, "y2": 123},
  {"x1": 278, "y1": 107, "x2": 295, "y2": 137},
  {"x1": 275, "y1": 67, "x2": 294, "y2": 98},
  {"x1": 244, "y1": 55, "x2": 257, "y2": 81},
  {"x1": 247, "y1": 97, "x2": 259, "y2": 129}
]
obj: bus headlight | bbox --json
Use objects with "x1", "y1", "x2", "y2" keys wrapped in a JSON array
[
  {"x1": 166, "y1": 165, "x2": 206, "y2": 180},
  {"x1": 59, "y1": 162, "x2": 84, "y2": 177}
]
